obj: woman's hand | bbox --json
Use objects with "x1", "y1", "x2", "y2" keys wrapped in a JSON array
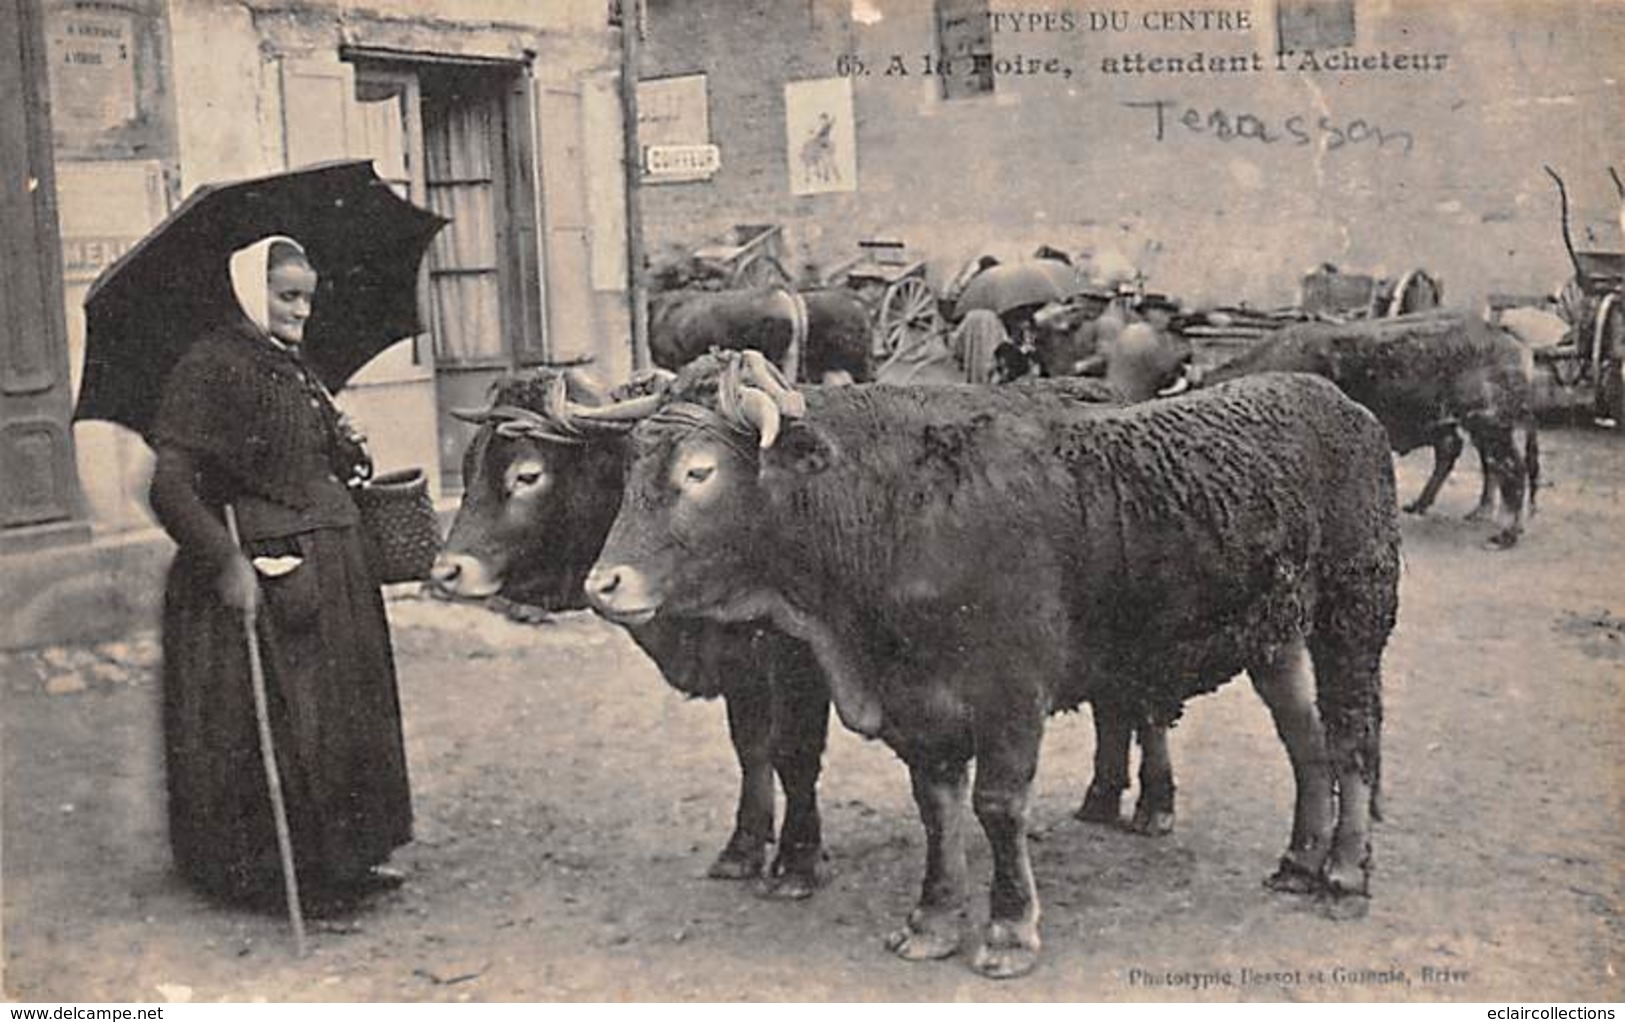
[
  {"x1": 219, "y1": 555, "x2": 260, "y2": 614},
  {"x1": 335, "y1": 412, "x2": 374, "y2": 487}
]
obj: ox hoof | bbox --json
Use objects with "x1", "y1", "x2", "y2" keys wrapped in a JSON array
[
  {"x1": 884, "y1": 909, "x2": 963, "y2": 962},
  {"x1": 1485, "y1": 529, "x2": 1520, "y2": 549},
  {"x1": 1074, "y1": 786, "x2": 1123, "y2": 826},
  {"x1": 759, "y1": 845, "x2": 825, "y2": 900},
  {"x1": 1401, "y1": 500, "x2": 1430, "y2": 516},
  {"x1": 1321, "y1": 857, "x2": 1372, "y2": 900},
  {"x1": 1463, "y1": 507, "x2": 1493, "y2": 524},
  {"x1": 1264, "y1": 856, "x2": 1323, "y2": 895},
  {"x1": 706, "y1": 835, "x2": 768, "y2": 881},
  {"x1": 970, "y1": 921, "x2": 1041, "y2": 980},
  {"x1": 1128, "y1": 805, "x2": 1175, "y2": 837},
  {"x1": 1315, "y1": 890, "x2": 1371, "y2": 921}
]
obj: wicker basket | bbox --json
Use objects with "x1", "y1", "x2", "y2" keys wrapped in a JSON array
[{"x1": 353, "y1": 468, "x2": 440, "y2": 585}]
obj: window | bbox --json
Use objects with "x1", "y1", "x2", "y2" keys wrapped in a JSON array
[{"x1": 935, "y1": 0, "x2": 993, "y2": 100}]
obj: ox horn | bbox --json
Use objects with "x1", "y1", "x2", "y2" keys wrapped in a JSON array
[
  {"x1": 569, "y1": 392, "x2": 665, "y2": 422},
  {"x1": 740, "y1": 350, "x2": 807, "y2": 418},
  {"x1": 542, "y1": 374, "x2": 572, "y2": 424},
  {"x1": 634, "y1": 367, "x2": 678, "y2": 387},
  {"x1": 737, "y1": 386, "x2": 782, "y2": 449},
  {"x1": 1156, "y1": 373, "x2": 1192, "y2": 397},
  {"x1": 450, "y1": 406, "x2": 495, "y2": 424}
]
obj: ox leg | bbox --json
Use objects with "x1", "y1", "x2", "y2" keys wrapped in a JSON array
[
  {"x1": 709, "y1": 682, "x2": 774, "y2": 881},
  {"x1": 1307, "y1": 634, "x2": 1382, "y2": 905},
  {"x1": 884, "y1": 754, "x2": 971, "y2": 963},
  {"x1": 1476, "y1": 426, "x2": 1526, "y2": 548},
  {"x1": 1076, "y1": 700, "x2": 1131, "y2": 825},
  {"x1": 1525, "y1": 427, "x2": 1540, "y2": 517},
  {"x1": 968, "y1": 707, "x2": 1045, "y2": 980},
  {"x1": 1403, "y1": 427, "x2": 1463, "y2": 515},
  {"x1": 1463, "y1": 442, "x2": 1497, "y2": 523},
  {"x1": 1249, "y1": 637, "x2": 1338, "y2": 894},
  {"x1": 1128, "y1": 722, "x2": 1176, "y2": 837},
  {"x1": 762, "y1": 659, "x2": 830, "y2": 900}
]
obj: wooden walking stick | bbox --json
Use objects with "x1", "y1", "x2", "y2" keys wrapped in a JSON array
[{"x1": 224, "y1": 505, "x2": 308, "y2": 958}]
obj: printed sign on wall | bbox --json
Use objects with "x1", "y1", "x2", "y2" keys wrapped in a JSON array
[
  {"x1": 784, "y1": 77, "x2": 856, "y2": 196},
  {"x1": 637, "y1": 73, "x2": 710, "y2": 147},
  {"x1": 43, "y1": 0, "x2": 172, "y2": 160},
  {"x1": 638, "y1": 73, "x2": 716, "y2": 184}
]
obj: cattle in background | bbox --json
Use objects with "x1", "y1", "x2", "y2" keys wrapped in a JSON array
[
  {"x1": 430, "y1": 369, "x2": 830, "y2": 899},
  {"x1": 648, "y1": 285, "x2": 873, "y2": 385},
  {"x1": 1201, "y1": 310, "x2": 1539, "y2": 548},
  {"x1": 1022, "y1": 289, "x2": 1191, "y2": 384},
  {"x1": 586, "y1": 351, "x2": 1399, "y2": 979}
]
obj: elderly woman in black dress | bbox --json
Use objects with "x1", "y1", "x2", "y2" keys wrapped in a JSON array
[{"x1": 147, "y1": 234, "x2": 412, "y2": 912}]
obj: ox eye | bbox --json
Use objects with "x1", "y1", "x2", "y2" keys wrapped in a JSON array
[
  {"x1": 506, "y1": 460, "x2": 548, "y2": 495},
  {"x1": 685, "y1": 465, "x2": 715, "y2": 484}
]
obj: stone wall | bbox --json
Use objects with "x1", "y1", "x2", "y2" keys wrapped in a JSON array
[{"x1": 638, "y1": 0, "x2": 1624, "y2": 311}]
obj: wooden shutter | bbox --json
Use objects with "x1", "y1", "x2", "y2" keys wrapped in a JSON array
[
  {"x1": 279, "y1": 57, "x2": 357, "y2": 168},
  {"x1": 534, "y1": 82, "x2": 596, "y2": 365},
  {"x1": 582, "y1": 72, "x2": 628, "y2": 294}
]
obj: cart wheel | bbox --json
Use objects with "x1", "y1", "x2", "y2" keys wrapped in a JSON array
[
  {"x1": 1550, "y1": 352, "x2": 1585, "y2": 389},
  {"x1": 732, "y1": 254, "x2": 792, "y2": 290},
  {"x1": 1593, "y1": 293, "x2": 1623, "y2": 426},
  {"x1": 875, "y1": 276, "x2": 941, "y2": 359}
]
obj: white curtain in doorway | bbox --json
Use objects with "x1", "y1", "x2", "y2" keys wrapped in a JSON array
[{"x1": 425, "y1": 99, "x2": 503, "y2": 363}]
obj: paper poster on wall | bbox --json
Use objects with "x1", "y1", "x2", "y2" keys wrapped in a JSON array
[
  {"x1": 784, "y1": 77, "x2": 855, "y2": 196},
  {"x1": 637, "y1": 73, "x2": 710, "y2": 147}
]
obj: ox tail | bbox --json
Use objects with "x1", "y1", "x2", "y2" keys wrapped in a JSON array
[
  {"x1": 770, "y1": 286, "x2": 809, "y2": 384},
  {"x1": 1313, "y1": 638, "x2": 1386, "y2": 827},
  {"x1": 1370, "y1": 694, "x2": 1384, "y2": 824},
  {"x1": 1524, "y1": 421, "x2": 1541, "y2": 515}
]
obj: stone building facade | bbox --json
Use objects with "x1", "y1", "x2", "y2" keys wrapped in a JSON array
[{"x1": 2, "y1": 0, "x2": 632, "y2": 647}]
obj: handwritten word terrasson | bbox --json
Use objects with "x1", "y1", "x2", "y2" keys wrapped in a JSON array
[{"x1": 1124, "y1": 99, "x2": 1414, "y2": 154}]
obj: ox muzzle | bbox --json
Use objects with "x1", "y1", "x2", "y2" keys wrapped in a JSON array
[{"x1": 583, "y1": 561, "x2": 662, "y2": 627}]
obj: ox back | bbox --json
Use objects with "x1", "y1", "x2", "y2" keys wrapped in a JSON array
[
  {"x1": 1203, "y1": 310, "x2": 1539, "y2": 546},
  {"x1": 648, "y1": 286, "x2": 873, "y2": 384},
  {"x1": 721, "y1": 376, "x2": 1397, "y2": 721},
  {"x1": 590, "y1": 362, "x2": 1399, "y2": 978}
]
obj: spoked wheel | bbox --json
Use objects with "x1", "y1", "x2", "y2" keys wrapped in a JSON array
[
  {"x1": 1593, "y1": 292, "x2": 1623, "y2": 426},
  {"x1": 875, "y1": 275, "x2": 941, "y2": 359}
]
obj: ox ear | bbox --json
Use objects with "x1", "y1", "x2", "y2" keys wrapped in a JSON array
[
  {"x1": 451, "y1": 406, "x2": 493, "y2": 424},
  {"x1": 761, "y1": 419, "x2": 838, "y2": 478}
]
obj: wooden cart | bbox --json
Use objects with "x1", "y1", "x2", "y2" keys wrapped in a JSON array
[
  {"x1": 825, "y1": 239, "x2": 942, "y2": 359},
  {"x1": 1539, "y1": 166, "x2": 1623, "y2": 424},
  {"x1": 1172, "y1": 264, "x2": 1443, "y2": 372},
  {"x1": 688, "y1": 223, "x2": 793, "y2": 289}
]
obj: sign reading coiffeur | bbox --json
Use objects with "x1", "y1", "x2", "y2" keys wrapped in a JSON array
[{"x1": 644, "y1": 144, "x2": 721, "y2": 182}]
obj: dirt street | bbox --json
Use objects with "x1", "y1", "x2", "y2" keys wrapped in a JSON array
[{"x1": 4, "y1": 427, "x2": 1622, "y2": 1003}]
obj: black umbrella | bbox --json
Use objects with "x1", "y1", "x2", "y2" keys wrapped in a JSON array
[
  {"x1": 953, "y1": 260, "x2": 1088, "y2": 320},
  {"x1": 75, "y1": 160, "x2": 449, "y2": 439}
]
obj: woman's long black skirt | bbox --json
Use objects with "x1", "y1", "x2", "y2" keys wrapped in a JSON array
[{"x1": 161, "y1": 522, "x2": 412, "y2": 903}]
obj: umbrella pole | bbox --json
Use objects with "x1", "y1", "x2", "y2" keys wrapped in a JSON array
[{"x1": 224, "y1": 505, "x2": 308, "y2": 958}]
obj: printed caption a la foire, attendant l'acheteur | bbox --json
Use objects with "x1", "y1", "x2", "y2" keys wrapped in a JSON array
[{"x1": 835, "y1": 6, "x2": 1450, "y2": 83}]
